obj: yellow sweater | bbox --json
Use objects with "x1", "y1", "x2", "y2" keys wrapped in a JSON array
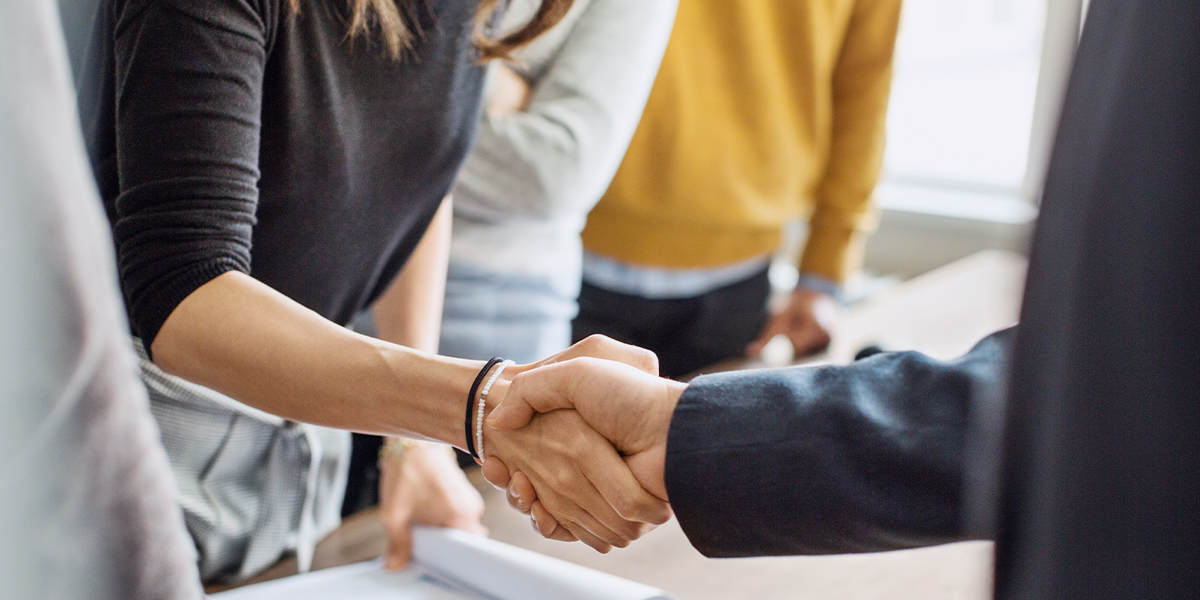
[{"x1": 581, "y1": 0, "x2": 902, "y2": 282}]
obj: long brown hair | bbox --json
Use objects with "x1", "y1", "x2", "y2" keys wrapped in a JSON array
[{"x1": 286, "y1": 0, "x2": 574, "y2": 60}]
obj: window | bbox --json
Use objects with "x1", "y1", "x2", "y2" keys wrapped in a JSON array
[{"x1": 881, "y1": 0, "x2": 1084, "y2": 206}]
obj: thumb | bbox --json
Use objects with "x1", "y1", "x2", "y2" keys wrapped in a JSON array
[
  {"x1": 385, "y1": 518, "x2": 414, "y2": 570},
  {"x1": 487, "y1": 361, "x2": 579, "y2": 430}
]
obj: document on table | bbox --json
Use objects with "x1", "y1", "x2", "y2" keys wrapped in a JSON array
[{"x1": 213, "y1": 527, "x2": 675, "y2": 600}]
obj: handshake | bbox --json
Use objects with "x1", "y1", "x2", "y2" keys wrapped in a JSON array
[{"x1": 477, "y1": 336, "x2": 689, "y2": 553}]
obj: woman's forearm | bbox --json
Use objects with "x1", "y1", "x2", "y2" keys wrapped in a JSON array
[{"x1": 151, "y1": 270, "x2": 479, "y2": 447}]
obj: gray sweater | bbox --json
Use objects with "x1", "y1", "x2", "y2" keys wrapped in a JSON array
[{"x1": 449, "y1": 0, "x2": 677, "y2": 300}]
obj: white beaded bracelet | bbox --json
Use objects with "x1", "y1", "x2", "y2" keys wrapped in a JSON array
[{"x1": 476, "y1": 359, "x2": 514, "y2": 461}]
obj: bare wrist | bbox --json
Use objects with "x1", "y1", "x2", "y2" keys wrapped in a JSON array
[
  {"x1": 374, "y1": 343, "x2": 489, "y2": 450},
  {"x1": 654, "y1": 380, "x2": 687, "y2": 485}
]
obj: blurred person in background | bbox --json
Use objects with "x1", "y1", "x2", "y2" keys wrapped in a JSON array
[
  {"x1": 439, "y1": 0, "x2": 677, "y2": 364},
  {"x1": 575, "y1": 0, "x2": 902, "y2": 378},
  {"x1": 345, "y1": 0, "x2": 677, "y2": 515},
  {"x1": 1, "y1": 0, "x2": 202, "y2": 597},
  {"x1": 491, "y1": 6, "x2": 1200, "y2": 599}
]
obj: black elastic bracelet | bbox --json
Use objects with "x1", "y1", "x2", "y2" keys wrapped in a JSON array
[{"x1": 466, "y1": 357, "x2": 504, "y2": 460}]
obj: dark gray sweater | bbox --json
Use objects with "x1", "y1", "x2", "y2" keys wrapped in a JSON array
[{"x1": 82, "y1": 0, "x2": 487, "y2": 346}]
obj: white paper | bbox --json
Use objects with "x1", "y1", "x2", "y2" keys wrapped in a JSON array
[
  {"x1": 213, "y1": 527, "x2": 674, "y2": 600},
  {"x1": 212, "y1": 559, "x2": 487, "y2": 600}
]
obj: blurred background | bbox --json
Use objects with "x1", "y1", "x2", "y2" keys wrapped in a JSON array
[{"x1": 775, "y1": 0, "x2": 1081, "y2": 302}]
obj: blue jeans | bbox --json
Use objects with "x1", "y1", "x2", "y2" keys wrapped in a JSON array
[{"x1": 439, "y1": 262, "x2": 578, "y2": 363}]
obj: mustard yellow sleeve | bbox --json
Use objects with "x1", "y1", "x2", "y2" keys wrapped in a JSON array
[{"x1": 800, "y1": 0, "x2": 902, "y2": 283}]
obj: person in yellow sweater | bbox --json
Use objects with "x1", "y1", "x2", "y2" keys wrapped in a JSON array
[{"x1": 574, "y1": 0, "x2": 903, "y2": 377}]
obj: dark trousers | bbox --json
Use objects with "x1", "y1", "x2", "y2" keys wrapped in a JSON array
[{"x1": 573, "y1": 267, "x2": 771, "y2": 379}]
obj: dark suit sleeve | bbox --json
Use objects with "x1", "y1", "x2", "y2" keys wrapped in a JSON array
[{"x1": 665, "y1": 328, "x2": 1014, "y2": 558}]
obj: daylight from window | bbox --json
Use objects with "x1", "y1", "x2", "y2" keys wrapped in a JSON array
[{"x1": 884, "y1": 0, "x2": 1048, "y2": 192}]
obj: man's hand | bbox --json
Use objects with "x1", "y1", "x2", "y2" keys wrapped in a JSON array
[
  {"x1": 484, "y1": 357, "x2": 686, "y2": 543},
  {"x1": 504, "y1": 333, "x2": 660, "y2": 379},
  {"x1": 379, "y1": 443, "x2": 486, "y2": 570},
  {"x1": 473, "y1": 336, "x2": 669, "y2": 551},
  {"x1": 482, "y1": 406, "x2": 671, "y2": 552},
  {"x1": 747, "y1": 288, "x2": 838, "y2": 359}
]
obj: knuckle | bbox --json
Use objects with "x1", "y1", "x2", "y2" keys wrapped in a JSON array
[
  {"x1": 612, "y1": 519, "x2": 641, "y2": 542},
  {"x1": 611, "y1": 488, "x2": 640, "y2": 520},
  {"x1": 619, "y1": 516, "x2": 648, "y2": 540},
  {"x1": 581, "y1": 334, "x2": 610, "y2": 350},
  {"x1": 563, "y1": 441, "x2": 589, "y2": 462},
  {"x1": 633, "y1": 522, "x2": 654, "y2": 538},
  {"x1": 651, "y1": 506, "x2": 671, "y2": 525},
  {"x1": 548, "y1": 463, "x2": 578, "y2": 489},
  {"x1": 638, "y1": 349, "x2": 660, "y2": 375}
]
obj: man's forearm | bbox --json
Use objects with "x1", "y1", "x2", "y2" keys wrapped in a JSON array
[{"x1": 666, "y1": 328, "x2": 1014, "y2": 557}]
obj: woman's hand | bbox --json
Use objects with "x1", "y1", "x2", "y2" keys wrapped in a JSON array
[
  {"x1": 475, "y1": 336, "x2": 670, "y2": 552},
  {"x1": 482, "y1": 405, "x2": 671, "y2": 552},
  {"x1": 484, "y1": 357, "x2": 685, "y2": 544},
  {"x1": 378, "y1": 442, "x2": 486, "y2": 569}
]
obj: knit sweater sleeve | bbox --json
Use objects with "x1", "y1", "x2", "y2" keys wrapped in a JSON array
[
  {"x1": 451, "y1": 0, "x2": 677, "y2": 223},
  {"x1": 109, "y1": 0, "x2": 273, "y2": 347},
  {"x1": 800, "y1": 0, "x2": 902, "y2": 282}
]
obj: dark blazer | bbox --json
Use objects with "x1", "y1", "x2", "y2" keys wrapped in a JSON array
[{"x1": 665, "y1": 0, "x2": 1200, "y2": 598}]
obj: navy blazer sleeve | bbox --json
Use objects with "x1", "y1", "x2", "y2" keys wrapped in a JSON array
[{"x1": 665, "y1": 328, "x2": 1013, "y2": 558}]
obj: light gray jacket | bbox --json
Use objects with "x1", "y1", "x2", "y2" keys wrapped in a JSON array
[
  {"x1": 450, "y1": 0, "x2": 678, "y2": 300},
  {"x1": 0, "y1": 1, "x2": 203, "y2": 598}
]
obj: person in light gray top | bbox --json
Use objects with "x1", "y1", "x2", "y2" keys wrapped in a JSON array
[
  {"x1": 0, "y1": 0, "x2": 203, "y2": 598},
  {"x1": 441, "y1": 0, "x2": 678, "y2": 362}
]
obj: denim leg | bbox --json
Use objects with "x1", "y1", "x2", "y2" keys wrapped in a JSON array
[{"x1": 440, "y1": 263, "x2": 576, "y2": 364}]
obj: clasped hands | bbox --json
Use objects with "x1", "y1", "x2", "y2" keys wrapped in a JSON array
[{"x1": 478, "y1": 336, "x2": 688, "y2": 552}]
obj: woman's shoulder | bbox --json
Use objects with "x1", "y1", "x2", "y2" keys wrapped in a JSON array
[{"x1": 112, "y1": 0, "x2": 281, "y2": 41}]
